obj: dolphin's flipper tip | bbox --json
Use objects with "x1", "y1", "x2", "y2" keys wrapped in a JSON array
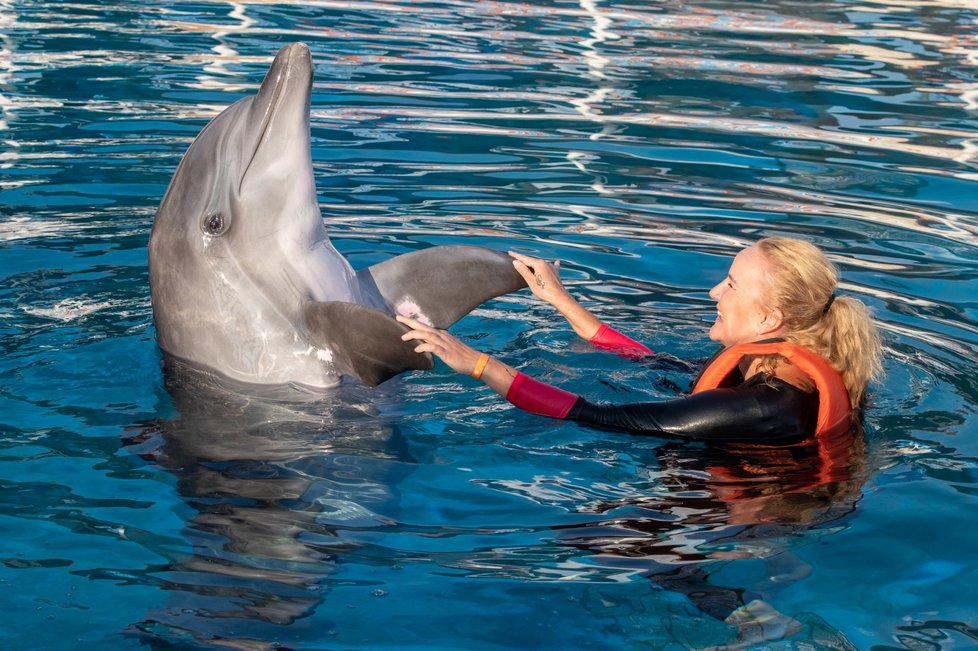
[{"x1": 303, "y1": 301, "x2": 434, "y2": 387}]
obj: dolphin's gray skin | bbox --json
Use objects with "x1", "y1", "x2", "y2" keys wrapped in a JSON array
[{"x1": 149, "y1": 42, "x2": 525, "y2": 388}]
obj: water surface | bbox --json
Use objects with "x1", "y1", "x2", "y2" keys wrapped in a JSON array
[{"x1": 2, "y1": 1, "x2": 978, "y2": 649}]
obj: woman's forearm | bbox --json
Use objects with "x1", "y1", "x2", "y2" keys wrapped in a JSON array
[
  {"x1": 396, "y1": 314, "x2": 584, "y2": 420},
  {"x1": 479, "y1": 356, "x2": 520, "y2": 398},
  {"x1": 548, "y1": 290, "x2": 602, "y2": 340},
  {"x1": 509, "y1": 252, "x2": 602, "y2": 340},
  {"x1": 398, "y1": 314, "x2": 520, "y2": 397}
]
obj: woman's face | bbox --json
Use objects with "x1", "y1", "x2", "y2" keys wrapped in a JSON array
[{"x1": 708, "y1": 245, "x2": 781, "y2": 347}]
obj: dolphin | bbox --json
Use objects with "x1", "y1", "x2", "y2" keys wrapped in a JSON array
[{"x1": 149, "y1": 42, "x2": 524, "y2": 388}]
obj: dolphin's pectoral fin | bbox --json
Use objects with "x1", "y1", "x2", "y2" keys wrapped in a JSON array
[
  {"x1": 356, "y1": 245, "x2": 528, "y2": 329},
  {"x1": 303, "y1": 301, "x2": 433, "y2": 387}
]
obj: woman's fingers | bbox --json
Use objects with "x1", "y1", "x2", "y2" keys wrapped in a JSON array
[
  {"x1": 508, "y1": 251, "x2": 538, "y2": 266},
  {"x1": 509, "y1": 252, "x2": 547, "y2": 275},
  {"x1": 396, "y1": 315, "x2": 452, "y2": 351},
  {"x1": 396, "y1": 314, "x2": 433, "y2": 331},
  {"x1": 508, "y1": 251, "x2": 567, "y2": 306},
  {"x1": 395, "y1": 315, "x2": 483, "y2": 375},
  {"x1": 399, "y1": 328, "x2": 430, "y2": 343},
  {"x1": 509, "y1": 253, "x2": 536, "y2": 280},
  {"x1": 396, "y1": 316, "x2": 442, "y2": 353},
  {"x1": 509, "y1": 250, "x2": 559, "y2": 268},
  {"x1": 509, "y1": 252, "x2": 547, "y2": 278},
  {"x1": 511, "y1": 259, "x2": 536, "y2": 286}
]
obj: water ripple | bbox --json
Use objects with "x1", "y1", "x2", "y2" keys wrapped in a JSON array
[{"x1": 2, "y1": 0, "x2": 978, "y2": 649}]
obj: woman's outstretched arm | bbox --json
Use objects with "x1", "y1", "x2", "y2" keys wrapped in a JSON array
[
  {"x1": 397, "y1": 315, "x2": 519, "y2": 398},
  {"x1": 508, "y1": 251, "x2": 602, "y2": 340},
  {"x1": 397, "y1": 315, "x2": 580, "y2": 418},
  {"x1": 396, "y1": 315, "x2": 815, "y2": 441},
  {"x1": 509, "y1": 251, "x2": 652, "y2": 356}
]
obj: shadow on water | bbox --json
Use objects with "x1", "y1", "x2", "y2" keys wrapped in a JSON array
[{"x1": 121, "y1": 357, "x2": 415, "y2": 649}]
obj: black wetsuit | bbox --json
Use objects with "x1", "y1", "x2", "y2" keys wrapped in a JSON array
[
  {"x1": 506, "y1": 335, "x2": 822, "y2": 443},
  {"x1": 568, "y1": 373, "x2": 820, "y2": 444}
]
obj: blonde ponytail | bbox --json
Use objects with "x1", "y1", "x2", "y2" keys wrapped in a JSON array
[{"x1": 756, "y1": 238, "x2": 883, "y2": 408}]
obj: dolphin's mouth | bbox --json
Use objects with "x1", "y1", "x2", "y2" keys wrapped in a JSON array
[{"x1": 239, "y1": 42, "x2": 313, "y2": 193}]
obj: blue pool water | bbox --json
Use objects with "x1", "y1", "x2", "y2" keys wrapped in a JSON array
[{"x1": 2, "y1": 1, "x2": 978, "y2": 649}]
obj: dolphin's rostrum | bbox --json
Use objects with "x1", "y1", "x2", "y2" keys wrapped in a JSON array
[{"x1": 149, "y1": 42, "x2": 525, "y2": 387}]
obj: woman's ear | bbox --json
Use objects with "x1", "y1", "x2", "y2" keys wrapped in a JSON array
[{"x1": 759, "y1": 306, "x2": 784, "y2": 335}]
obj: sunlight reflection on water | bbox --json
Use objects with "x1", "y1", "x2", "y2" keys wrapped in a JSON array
[{"x1": 1, "y1": 1, "x2": 977, "y2": 650}]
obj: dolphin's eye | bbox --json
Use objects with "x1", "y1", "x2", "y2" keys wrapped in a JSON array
[{"x1": 201, "y1": 212, "x2": 230, "y2": 236}]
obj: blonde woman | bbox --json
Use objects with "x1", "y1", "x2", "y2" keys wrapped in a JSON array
[{"x1": 398, "y1": 238, "x2": 883, "y2": 446}]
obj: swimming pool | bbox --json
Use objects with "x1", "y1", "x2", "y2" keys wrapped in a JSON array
[{"x1": 2, "y1": 0, "x2": 977, "y2": 648}]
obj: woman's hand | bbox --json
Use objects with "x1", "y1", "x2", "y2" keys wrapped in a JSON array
[
  {"x1": 397, "y1": 315, "x2": 483, "y2": 376},
  {"x1": 509, "y1": 251, "x2": 571, "y2": 307},
  {"x1": 509, "y1": 251, "x2": 602, "y2": 340},
  {"x1": 397, "y1": 315, "x2": 519, "y2": 396}
]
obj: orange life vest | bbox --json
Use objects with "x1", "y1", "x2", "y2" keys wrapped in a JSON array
[
  {"x1": 692, "y1": 341, "x2": 853, "y2": 485},
  {"x1": 692, "y1": 341, "x2": 851, "y2": 434}
]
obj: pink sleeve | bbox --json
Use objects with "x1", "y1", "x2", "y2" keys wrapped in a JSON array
[
  {"x1": 505, "y1": 372, "x2": 579, "y2": 419},
  {"x1": 588, "y1": 323, "x2": 653, "y2": 357}
]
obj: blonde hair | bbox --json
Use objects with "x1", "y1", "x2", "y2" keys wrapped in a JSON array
[{"x1": 755, "y1": 237, "x2": 883, "y2": 408}]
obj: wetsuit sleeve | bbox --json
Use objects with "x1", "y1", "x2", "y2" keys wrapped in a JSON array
[
  {"x1": 588, "y1": 324, "x2": 654, "y2": 357},
  {"x1": 567, "y1": 378, "x2": 818, "y2": 443},
  {"x1": 506, "y1": 372, "x2": 579, "y2": 419}
]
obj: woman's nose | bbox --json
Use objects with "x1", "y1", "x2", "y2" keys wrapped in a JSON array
[{"x1": 709, "y1": 282, "x2": 722, "y2": 301}]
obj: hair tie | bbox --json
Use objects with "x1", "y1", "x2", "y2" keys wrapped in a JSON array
[{"x1": 821, "y1": 293, "x2": 836, "y2": 316}]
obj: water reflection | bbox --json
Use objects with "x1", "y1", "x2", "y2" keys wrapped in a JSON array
[
  {"x1": 1, "y1": 0, "x2": 977, "y2": 648},
  {"x1": 466, "y1": 417, "x2": 867, "y2": 646},
  {"x1": 124, "y1": 360, "x2": 414, "y2": 647},
  {"x1": 0, "y1": 0, "x2": 21, "y2": 175}
]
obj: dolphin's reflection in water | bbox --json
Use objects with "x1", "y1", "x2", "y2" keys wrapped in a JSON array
[{"x1": 127, "y1": 357, "x2": 414, "y2": 648}]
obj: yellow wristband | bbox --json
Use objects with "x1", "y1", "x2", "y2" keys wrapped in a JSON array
[{"x1": 470, "y1": 353, "x2": 491, "y2": 379}]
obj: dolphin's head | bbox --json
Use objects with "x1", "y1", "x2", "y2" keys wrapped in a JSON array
[{"x1": 150, "y1": 42, "x2": 354, "y2": 385}]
